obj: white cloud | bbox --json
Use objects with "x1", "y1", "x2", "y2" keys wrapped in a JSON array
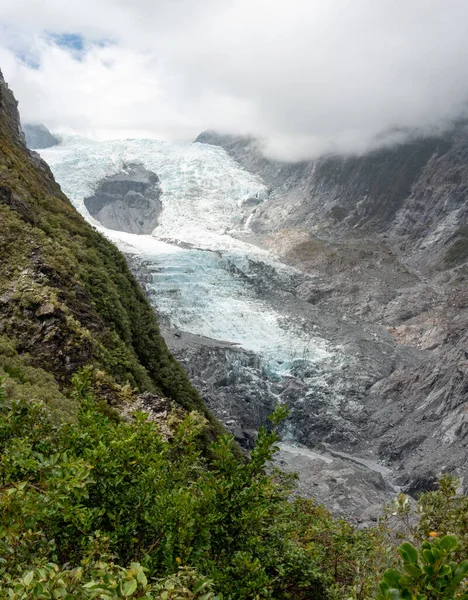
[{"x1": 1, "y1": 0, "x2": 468, "y2": 159}]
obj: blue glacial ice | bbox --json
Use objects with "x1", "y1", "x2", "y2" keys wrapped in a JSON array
[{"x1": 39, "y1": 136, "x2": 332, "y2": 374}]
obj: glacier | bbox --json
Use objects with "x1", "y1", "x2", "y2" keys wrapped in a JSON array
[
  {"x1": 37, "y1": 134, "x2": 408, "y2": 520},
  {"x1": 40, "y1": 135, "x2": 334, "y2": 377}
]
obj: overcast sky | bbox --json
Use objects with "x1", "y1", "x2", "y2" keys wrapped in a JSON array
[{"x1": 1, "y1": 0, "x2": 468, "y2": 160}]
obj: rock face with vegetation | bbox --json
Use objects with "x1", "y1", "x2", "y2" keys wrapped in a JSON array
[{"x1": 0, "y1": 68, "x2": 220, "y2": 432}]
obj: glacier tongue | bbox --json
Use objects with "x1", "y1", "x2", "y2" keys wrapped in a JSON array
[
  {"x1": 37, "y1": 134, "x2": 409, "y2": 520},
  {"x1": 40, "y1": 135, "x2": 332, "y2": 374}
]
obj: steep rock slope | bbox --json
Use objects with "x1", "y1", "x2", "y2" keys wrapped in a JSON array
[
  {"x1": 196, "y1": 129, "x2": 468, "y2": 491},
  {"x1": 0, "y1": 69, "x2": 221, "y2": 434},
  {"x1": 23, "y1": 123, "x2": 59, "y2": 149}
]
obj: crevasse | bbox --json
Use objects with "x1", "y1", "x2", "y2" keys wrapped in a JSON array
[{"x1": 40, "y1": 135, "x2": 331, "y2": 374}]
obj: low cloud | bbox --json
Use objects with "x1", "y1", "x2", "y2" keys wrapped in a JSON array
[{"x1": 1, "y1": 0, "x2": 468, "y2": 160}]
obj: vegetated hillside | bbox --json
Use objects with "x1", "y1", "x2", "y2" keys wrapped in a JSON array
[
  {"x1": 0, "y1": 68, "x2": 221, "y2": 433},
  {"x1": 196, "y1": 130, "x2": 468, "y2": 494}
]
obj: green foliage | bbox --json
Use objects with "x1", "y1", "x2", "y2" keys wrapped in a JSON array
[
  {"x1": 2, "y1": 561, "x2": 221, "y2": 599},
  {"x1": 0, "y1": 380, "x2": 342, "y2": 599},
  {"x1": 378, "y1": 537, "x2": 468, "y2": 600},
  {"x1": 0, "y1": 379, "x2": 467, "y2": 599},
  {"x1": 384, "y1": 475, "x2": 468, "y2": 562},
  {"x1": 0, "y1": 335, "x2": 76, "y2": 423}
]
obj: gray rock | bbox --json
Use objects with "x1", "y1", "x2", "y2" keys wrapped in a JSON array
[
  {"x1": 274, "y1": 442, "x2": 397, "y2": 524},
  {"x1": 196, "y1": 127, "x2": 468, "y2": 496},
  {"x1": 84, "y1": 163, "x2": 163, "y2": 234},
  {"x1": 23, "y1": 123, "x2": 59, "y2": 149}
]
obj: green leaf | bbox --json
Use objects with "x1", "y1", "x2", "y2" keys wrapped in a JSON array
[
  {"x1": 422, "y1": 550, "x2": 435, "y2": 565},
  {"x1": 194, "y1": 579, "x2": 212, "y2": 593},
  {"x1": 404, "y1": 564, "x2": 422, "y2": 578},
  {"x1": 122, "y1": 579, "x2": 137, "y2": 597},
  {"x1": 453, "y1": 560, "x2": 468, "y2": 584},
  {"x1": 440, "y1": 535, "x2": 458, "y2": 552},
  {"x1": 383, "y1": 569, "x2": 402, "y2": 588},
  {"x1": 379, "y1": 581, "x2": 390, "y2": 594},
  {"x1": 399, "y1": 543, "x2": 419, "y2": 565},
  {"x1": 431, "y1": 548, "x2": 441, "y2": 561},
  {"x1": 136, "y1": 571, "x2": 147, "y2": 587},
  {"x1": 23, "y1": 571, "x2": 34, "y2": 586},
  {"x1": 421, "y1": 542, "x2": 431, "y2": 550},
  {"x1": 440, "y1": 564, "x2": 452, "y2": 577}
]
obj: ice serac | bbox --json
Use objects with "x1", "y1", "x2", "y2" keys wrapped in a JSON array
[{"x1": 84, "y1": 163, "x2": 163, "y2": 234}]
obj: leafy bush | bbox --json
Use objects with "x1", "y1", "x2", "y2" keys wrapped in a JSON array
[
  {"x1": 0, "y1": 376, "x2": 338, "y2": 599},
  {"x1": 0, "y1": 374, "x2": 467, "y2": 599},
  {"x1": 378, "y1": 536, "x2": 468, "y2": 600}
]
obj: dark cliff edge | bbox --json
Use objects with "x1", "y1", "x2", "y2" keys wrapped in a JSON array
[{"x1": 0, "y1": 69, "x2": 223, "y2": 436}]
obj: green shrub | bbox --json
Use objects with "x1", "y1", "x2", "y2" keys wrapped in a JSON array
[
  {"x1": 0, "y1": 378, "x2": 332, "y2": 599},
  {"x1": 1, "y1": 373, "x2": 467, "y2": 599},
  {"x1": 378, "y1": 537, "x2": 468, "y2": 600}
]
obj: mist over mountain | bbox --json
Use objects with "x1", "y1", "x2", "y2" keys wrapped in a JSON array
[{"x1": 3, "y1": 1, "x2": 468, "y2": 159}]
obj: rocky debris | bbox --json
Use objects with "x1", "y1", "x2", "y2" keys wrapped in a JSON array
[
  {"x1": 128, "y1": 250, "x2": 422, "y2": 454},
  {"x1": 120, "y1": 392, "x2": 181, "y2": 440},
  {"x1": 164, "y1": 329, "x2": 276, "y2": 449},
  {"x1": 274, "y1": 443, "x2": 397, "y2": 524},
  {"x1": 35, "y1": 302, "x2": 56, "y2": 318},
  {"x1": 23, "y1": 123, "x2": 60, "y2": 150},
  {"x1": 196, "y1": 128, "x2": 468, "y2": 495},
  {"x1": 84, "y1": 163, "x2": 162, "y2": 234}
]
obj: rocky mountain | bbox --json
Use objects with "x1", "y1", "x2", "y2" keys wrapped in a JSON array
[
  {"x1": 23, "y1": 123, "x2": 59, "y2": 149},
  {"x1": 0, "y1": 68, "x2": 222, "y2": 438},
  {"x1": 196, "y1": 129, "x2": 468, "y2": 495}
]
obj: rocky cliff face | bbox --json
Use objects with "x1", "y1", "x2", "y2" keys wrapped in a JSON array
[
  {"x1": 196, "y1": 129, "x2": 468, "y2": 493},
  {"x1": 84, "y1": 163, "x2": 163, "y2": 234},
  {"x1": 0, "y1": 69, "x2": 26, "y2": 148},
  {"x1": 23, "y1": 123, "x2": 59, "y2": 150}
]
